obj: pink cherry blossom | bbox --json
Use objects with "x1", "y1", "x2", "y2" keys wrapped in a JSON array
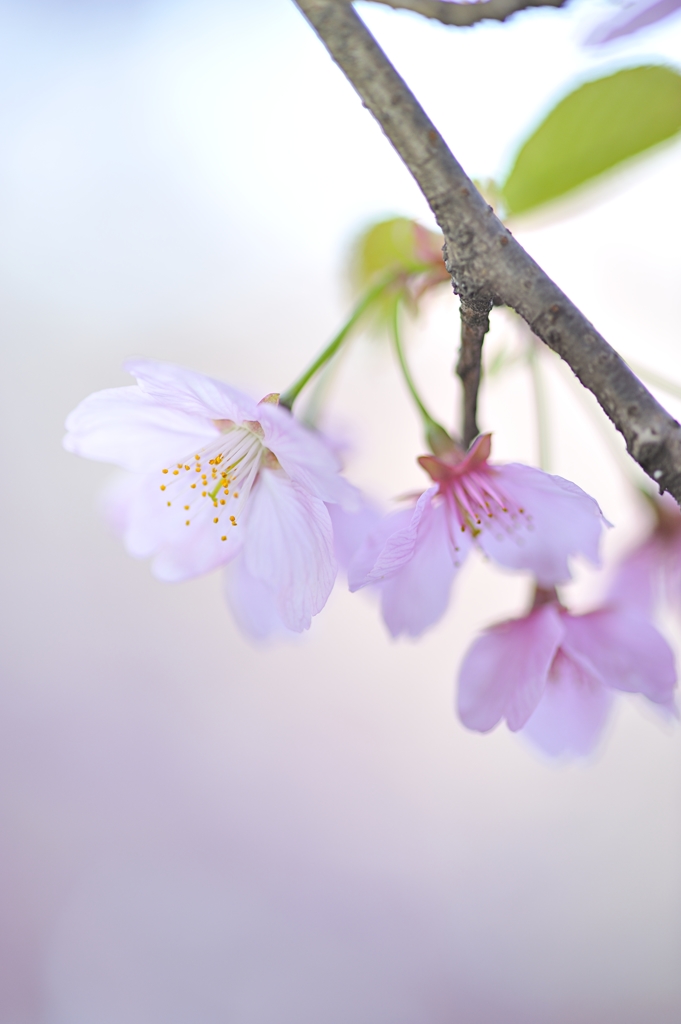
[
  {"x1": 64, "y1": 359, "x2": 358, "y2": 633},
  {"x1": 457, "y1": 596, "x2": 677, "y2": 757},
  {"x1": 348, "y1": 434, "x2": 608, "y2": 638},
  {"x1": 610, "y1": 492, "x2": 681, "y2": 615}
]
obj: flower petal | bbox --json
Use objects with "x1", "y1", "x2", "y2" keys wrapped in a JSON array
[
  {"x1": 242, "y1": 470, "x2": 336, "y2": 632},
  {"x1": 102, "y1": 472, "x2": 241, "y2": 580},
  {"x1": 64, "y1": 386, "x2": 219, "y2": 472},
  {"x1": 258, "y1": 404, "x2": 359, "y2": 508},
  {"x1": 223, "y1": 555, "x2": 296, "y2": 641},
  {"x1": 326, "y1": 499, "x2": 383, "y2": 571},
  {"x1": 457, "y1": 604, "x2": 564, "y2": 733},
  {"x1": 125, "y1": 358, "x2": 259, "y2": 422},
  {"x1": 478, "y1": 464, "x2": 608, "y2": 586},
  {"x1": 379, "y1": 500, "x2": 470, "y2": 638},
  {"x1": 352, "y1": 487, "x2": 439, "y2": 588},
  {"x1": 562, "y1": 608, "x2": 677, "y2": 706},
  {"x1": 521, "y1": 649, "x2": 613, "y2": 757},
  {"x1": 347, "y1": 507, "x2": 414, "y2": 593},
  {"x1": 607, "y1": 540, "x2": 660, "y2": 614}
]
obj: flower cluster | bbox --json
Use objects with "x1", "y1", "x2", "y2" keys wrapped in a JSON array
[{"x1": 64, "y1": 355, "x2": 679, "y2": 758}]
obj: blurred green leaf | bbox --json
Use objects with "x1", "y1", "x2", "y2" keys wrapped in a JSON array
[
  {"x1": 349, "y1": 216, "x2": 444, "y2": 290},
  {"x1": 501, "y1": 65, "x2": 681, "y2": 216}
]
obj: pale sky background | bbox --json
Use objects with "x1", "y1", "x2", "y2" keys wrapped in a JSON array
[{"x1": 1, "y1": 1, "x2": 681, "y2": 1022}]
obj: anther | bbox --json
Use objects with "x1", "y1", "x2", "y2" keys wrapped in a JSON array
[
  {"x1": 220, "y1": 499, "x2": 226, "y2": 505},
  {"x1": 229, "y1": 515, "x2": 236, "y2": 523},
  {"x1": 167, "y1": 501, "x2": 171, "y2": 506},
  {"x1": 184, "y1": 505, "x2": 189, "y2": 510},
  {"x1": 213, "y1": 517, "x2": 219, "y2": 524},
  {"x1": 173, "y1": 470, "x2": 179, "y2": 475},
  {"x1": 221, "y1": 535, "x2": 227, "y2": 541},
  {"x1": 185, "y1": 520, "x2": 190, "y2": 526},
  {"x1": 162, "y1": 469, "x2": 168, "y2": 474},
  {"x1": 160, "y1": 485, "x2": 166, "y2": 491}
]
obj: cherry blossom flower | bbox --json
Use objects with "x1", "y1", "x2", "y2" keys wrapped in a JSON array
[
  {"x1": 348, "y1": 434, "x2": 608, "y2": 638},
  {"x1": 610, "y1": 492, "x2": 681, "y2": 615},
  {"x1": 64, "y1": 359, "x2": 358, "y2": 633},
  {"x1": 457, "y1": 593, "x2": 677, "y2": 757}
]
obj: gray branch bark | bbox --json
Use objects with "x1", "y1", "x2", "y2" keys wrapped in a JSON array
[
  {"x1": 361, "y1": 0, "x2": 568, "y2": 28},
  {"x1": 292, "y1": 0, "x2": 681, "y2": 504},
  {"x1": 457, "y1": 296, "x2": 491, "y2": 447}
]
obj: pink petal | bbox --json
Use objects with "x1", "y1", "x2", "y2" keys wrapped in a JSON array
[
  {"x1": 258, "y1": 405, "x2": 359, "y2": 509},
  {"x1": 521, "y1": 649, "x2": 613, "y2": 757},
  {"x1": 363, "y1": 487, "x2": 439, "y2": 586},
  {"x1": 347, "y1": 507, "x2": 414, "y2": 593},
  {"x1": 585, "y1": 0, "x2": 681, "y2": 44},
  {"x1": 457, "y1": 604, "x2": 564, "y2": 733},
  {"x1": 125, "y1": 359, "x2": 259, "y2": 423},
  {"x1": 478, "y1": 464, "x2": 607, "y2": 586},
  {"x1": 64, "y1": 386, "x2": 219, "y2": 472},
  {"x1": 223, "y1": 556, "x2": 296, "y2": 641},
  {"x1": 242, "y1": 470, "x2": 336, "y2": 632},
  {"x1": 607, "y1": 539, "x2": 660, "y2": 614},
  {"x1": 378, "y1": 500, "x2": 468, "y2": 638},
  {"x1": 326, "y1": 500, "x2": 383, "y2": 571},
  {"x1": 562, "y1": 608, "x2": 677, "y2": 707}
]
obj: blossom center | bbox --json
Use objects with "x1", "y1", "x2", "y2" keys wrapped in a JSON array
[
  {"x1": 429, "y1": 463, "x2": 529, "y2": 539},
  {"x1": 158, "y1": 423, "x2": 267, "y2": 540}
]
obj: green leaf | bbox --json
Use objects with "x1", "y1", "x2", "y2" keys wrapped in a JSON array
[
  {"x1": 501, "y1": 65, "x2": 681, "y2": 216},
  {"x1": 350, "y1": 217, "x2": 426, "y2": 290}
]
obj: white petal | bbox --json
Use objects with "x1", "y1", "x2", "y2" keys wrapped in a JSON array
[
  {"x1": 242, "y1": 471, "x2": 336, "y2": 632},
  {"x1": 125, "y1": 358, "x2": 259, "y2": 422},
  {"x1": 64, "y1": 386, "x2": 218, "y2": 472},
  {"x1": 258, "y1": 405, "x2": 359, "y2": 509},
  {"x1": 223, "y1": 556, "x2": 297, "y2": 642},
  {"x1": 110, "y1": 473, "x2": 241, "y2": 580}
]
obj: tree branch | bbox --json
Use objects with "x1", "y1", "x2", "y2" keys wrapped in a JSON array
[
  {"x1": 292, "y1": 0, "x2": 681, "y2": 504},
  {"x1": 457, "y1": 296, "x2": 491, "y2": 447},
  {"x1": 360, "y1": 0, "x2": 568, "y2": 28}
]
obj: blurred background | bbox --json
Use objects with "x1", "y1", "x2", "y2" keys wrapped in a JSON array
[{"x1": 1, "y1": 0, "x2": 680, "y2": 1021}]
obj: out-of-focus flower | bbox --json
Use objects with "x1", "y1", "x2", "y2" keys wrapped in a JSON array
[
  {"x1": 348, "y1": 434, "x2": 608, "y2": 638},
  {"x1": 610, "y1": 491, "x2": 681, "y2": 614},
  {"x1": 349, "y1": 217, "x2": 450, "y2": 326},
  {"x1": 65, "y1": 359, "x2": 358, "y2": 633},
  {"x1": 457, "y1": 591, "x2": 677, "y2": 757},
  {"x1": 585, "y1": 0, "x2": 681, "y2": 44}
]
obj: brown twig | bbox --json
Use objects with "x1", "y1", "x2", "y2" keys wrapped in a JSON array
[
  {"x1": 361, "y1": 0, "x2": 568, "y2": 28},
  {"x1": 291, "y1": 0, "x2": 681, "y2": 504},
  {"x1": 457, "y1": 296, "x2": 491, "y2": 447}
]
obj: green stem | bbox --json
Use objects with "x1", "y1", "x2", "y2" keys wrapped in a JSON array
[
  {"x1": 390, "y1": 299, "x2": 452, "y2": 454},
  {"x1": 527, "y1": 335, "x2": 550, "y2": 471},
  {"x1": 279, "y1": 273, "x2": 394, "y2": 410}
]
